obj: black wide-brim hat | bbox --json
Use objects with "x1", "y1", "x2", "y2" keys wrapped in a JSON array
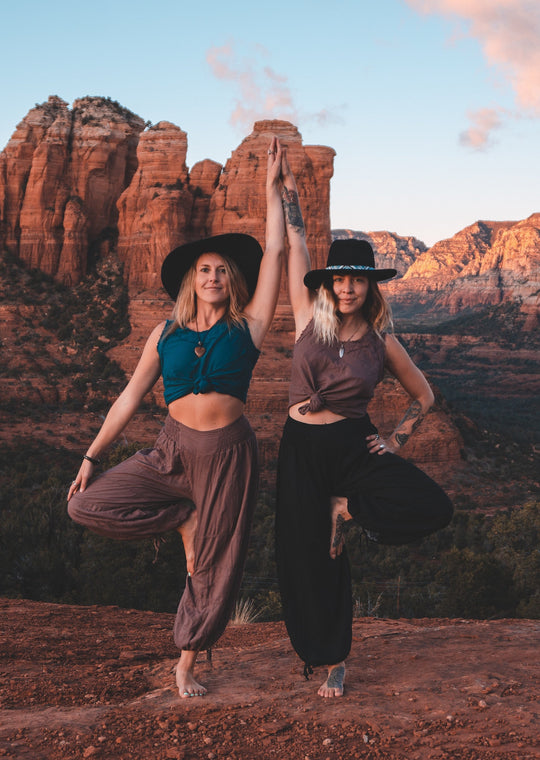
[
  {"x1": 304, "y1": 238, "x2": 397, "y2": 290},
  {"x1": 161, "y1": 233, "x2": 263, "y2": 301}
]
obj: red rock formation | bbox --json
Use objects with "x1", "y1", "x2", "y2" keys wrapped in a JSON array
[
  {"x1": 206, "y1": 120, "x2": 335, "y2": 271},
  {"x1": 67, "y1": 97, "x2": 144, "y2": 240},
  {"x1": 385, "y1": 214, "x2": 540, "y2": 328},
  {"x1": 2, "y1": 96, "x2": 537, "y2": 332},
  {"x1": 117, "y1": 121, "x2": 194, "y2": 291},
  {"x1": 385, "y1": 215, "x2": 540, "y2": 326},
  {"x1": 188, "y1": 159, "x2": 223, "y2": 238},
  {"x1": 17, "y1": 104, "x2": 72, "y2": 275},
  {"x1": 115, "y1": 119, "x2": 335, "y2": 293},
  {"x1": 56, "y1": 196, "x2": 89, "y2": 285},
  {"x1": 0, "y1": 96, "x2": 145, "y2": 283},
  {"x1": 0, "y1": 96, "x2": 69, "y2": 254}
]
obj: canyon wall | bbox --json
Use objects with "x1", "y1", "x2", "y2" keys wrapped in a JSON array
[
  {"x1": 384, "y1": 215, "x2": 540, "y2": 327},
  {"x1": 0, "y1": 96, "x2": 145, "y2": 285}
]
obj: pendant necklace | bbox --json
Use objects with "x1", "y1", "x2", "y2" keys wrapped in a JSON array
[
  {"x1": 338, "y1": 321, "x2": 363, "y2": 359},
  {"x1": 194, "y1": 315, "x2": 206, "y2": 357}
]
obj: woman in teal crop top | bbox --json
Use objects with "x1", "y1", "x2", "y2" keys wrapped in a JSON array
[
  {"x1": 68, "y1": 137, "x2": 286, "y2": 700},
  {"x1": 275, "y1": 152, "x2": 453, "y2": 698}
]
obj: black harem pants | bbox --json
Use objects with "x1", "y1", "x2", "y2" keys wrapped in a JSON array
[{"x1": 275, "y1": 415, "x2": 453, "y2": 670}]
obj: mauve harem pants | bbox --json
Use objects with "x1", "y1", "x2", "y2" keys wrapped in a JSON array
[
  {"x1": 275, "y1": 415, "x2": 453, "y2": 670},
  {"x1": 68, "y1": 414, "x2": 259, "y2": 652}
]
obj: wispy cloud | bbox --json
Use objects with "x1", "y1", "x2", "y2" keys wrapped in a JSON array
[
  {"x1": 405, "y1": 0, "x2": 540, "y2": 148},
  {"x1": 459, "y1": 107, "x2": 504, "y2": 149},
  {"x1": 206, "y1": 42, "x2": 344, "y2": 133}
]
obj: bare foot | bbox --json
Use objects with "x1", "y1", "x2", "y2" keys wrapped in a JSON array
[
  {"x1": 177, "y1": 509, "x2": 197, "y2": 575},
  {"x1": 318, "y1": 662, "x2": 346, "y2": 698},
  {"x1": 176, "y1": 650, "x2": 206, "y2": 698},
  {"x1": 329, "y1": 496, "x2": 352, "y2": 559}
]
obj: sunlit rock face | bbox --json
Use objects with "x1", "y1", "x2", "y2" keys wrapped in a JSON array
[
  {"x1": 384, "y1": 215, "x2": 540, "y2": 328},
  {"x1": 0, "y1": 96, "x2": 145, "y2": 283}
]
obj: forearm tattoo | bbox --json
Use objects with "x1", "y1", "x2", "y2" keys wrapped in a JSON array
[
  {"x1": 281, "y1": 186, "x2": 305, "y2": 236},
  {"x1": 394, "y1": 400, "x2": 424, "y2": 447}
]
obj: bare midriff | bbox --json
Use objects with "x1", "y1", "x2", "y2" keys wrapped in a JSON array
[
  {"x1": 288, "y1": 400, "x2": 346, "y2": 425},
  {"x1": 168, "y1": 392, "x2": 245, "y2": 431}
]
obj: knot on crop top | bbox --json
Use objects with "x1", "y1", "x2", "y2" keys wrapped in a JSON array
[
  {"x1": 157, "y1": 319, "x2": 260, "y2": 405},
  {"x1": 289, "y1": 320, "x2": 386, "y2": 418},
  {"x1": 298, "y1": 390, "x2": 324, "y2": 415}
]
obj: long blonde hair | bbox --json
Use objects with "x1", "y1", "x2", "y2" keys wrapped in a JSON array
[
  {"x1": 166, "y1": 254, "x2": 249, "y2": 336},
  {"x1": 312, "y1": 277, "x2": 393, "y2": 344}
]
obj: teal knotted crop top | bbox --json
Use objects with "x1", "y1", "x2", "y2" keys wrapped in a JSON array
[{"x1": 157, "y1": 319, "x2": 260, "y2": 405}]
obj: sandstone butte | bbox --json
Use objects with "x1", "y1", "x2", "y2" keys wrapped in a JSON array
[{"x1": 1, "y1": 95, "x2": 539, "y2": 485}]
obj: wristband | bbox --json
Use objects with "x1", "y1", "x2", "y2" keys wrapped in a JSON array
[{"x1": 83, "y1": 454, "x2": 101, "y2": 466}]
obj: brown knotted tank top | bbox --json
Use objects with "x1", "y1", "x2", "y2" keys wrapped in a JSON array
[{"x1": 288, "y1": 319, "x2": 386, "y2": 417}]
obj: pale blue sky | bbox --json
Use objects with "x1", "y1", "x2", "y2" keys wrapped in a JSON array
[{"x1": 1, "y1": 0, "x2": 538, "y2": 246}]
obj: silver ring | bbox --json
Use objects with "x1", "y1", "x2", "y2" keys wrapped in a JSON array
[
  {"x1": 375, "y1": 434, "x2": 380, "y2": 440},
  {"x1": 379, "y1": 444, "x2": 385, "y2": 449},
  {"x1": 267, "y1": 149, "x2": 275, "y2": 154},
  {"x1": 71, "y1": 480, "x2": 77, "y2": 485}
]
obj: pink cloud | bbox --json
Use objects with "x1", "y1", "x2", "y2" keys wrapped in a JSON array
[
  {"x1": 459, "y1": 107, "x2": 503, "y2": 149},
  {"x1": 206, "y1": 43, "x2": 299, "y2": 131},
  {"x1": 206, "y1": 42, "x2": 344, "y2": 133},
  {"x1": 406, "y1": 0, "x2": 540, "y2": 113}
]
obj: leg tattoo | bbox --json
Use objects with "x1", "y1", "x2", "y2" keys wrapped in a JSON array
[{"x1": 318, "y1": 663, "x2": 346, "y2": 698}]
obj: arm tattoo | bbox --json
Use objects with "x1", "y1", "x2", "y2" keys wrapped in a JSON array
[
  {"x1": 281, "y1": 186, "x2": 305, "y2": 236},
  {"x1": 393, "y1": 400, "x2": 424, "y2": 447}
]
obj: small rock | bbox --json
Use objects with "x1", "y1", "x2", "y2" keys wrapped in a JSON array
[
  {"x1": 363, "y1": 734, "x2": 369, "y2": 744},
  {"x1": 322, "y1": 738, "x2": 332, "y2": 746},
  {"x1": 83, "y1": 747, "x2": 97, "y2": 758},
  {"x1": 203, "y1": 736, "x2": 212, "y2": 745},
  {"x1": 478, "y1": 699, "x2": 488, "y2": 709}
]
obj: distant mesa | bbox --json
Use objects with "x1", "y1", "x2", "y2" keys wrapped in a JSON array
[{"x1": 0, "y1": 95, "x2": 538, "y2": 328}]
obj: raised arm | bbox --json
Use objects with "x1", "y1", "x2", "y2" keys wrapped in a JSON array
[
  {"x1": 67, "y1": 322, "x2": 164, "y2": 498},
  {"x1": 367, "y1": 334, "x2": 435, "y2": 455},
  {"x1": 280, "y1": 148, "x2": 313, "y2": 336},
  {"x1": 244, "y1": 136, "x2": 285, "y2": 348}
]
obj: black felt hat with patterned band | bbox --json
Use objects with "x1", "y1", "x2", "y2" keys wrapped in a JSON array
[
  {"x1": 161, "y1": 233, "x2": 263, "y2": 301},
  {"x1": 304, "y1": 238, "x2": 397, "y2": 290}
]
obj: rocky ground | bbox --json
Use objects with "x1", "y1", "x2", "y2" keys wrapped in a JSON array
[{"x1": 0, "y1": 599, "x2": 538, "y2": 760}]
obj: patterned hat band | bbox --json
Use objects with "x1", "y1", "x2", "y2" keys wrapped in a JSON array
[
  {"x1": 303, "y1": 239, "x2": 397, "y2": 289},
  {"x1": 325, "y1": 265, "x2": 376, "y2": 271}
]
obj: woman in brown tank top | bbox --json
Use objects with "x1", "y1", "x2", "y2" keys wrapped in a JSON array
[{"x1": 275, "y1": 151, "x2": 453, "y2": 698}]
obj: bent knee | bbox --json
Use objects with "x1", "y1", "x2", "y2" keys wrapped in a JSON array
[{"x1": 67, "y1": 492, "x2": 89, "y2": 525}]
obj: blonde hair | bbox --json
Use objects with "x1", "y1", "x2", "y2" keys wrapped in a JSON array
[
  {"x1": 166, "y1": 254, "x2": 249, "y2": 336},
  {"x1": 312, "y1": 277, "x2": 393, "y2": 344}
]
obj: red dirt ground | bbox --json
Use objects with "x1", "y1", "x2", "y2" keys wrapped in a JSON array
[{"x1": 0, "y1": 599, "x2": 538, "y2": 760}]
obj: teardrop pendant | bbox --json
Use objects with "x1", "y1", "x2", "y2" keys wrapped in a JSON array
[
  {"x1": 338, "y1": 344, "x2": 344, "y2": 359},
  {"x1": 194, "y1": 344, "x2": 206, "y2": 358}
]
